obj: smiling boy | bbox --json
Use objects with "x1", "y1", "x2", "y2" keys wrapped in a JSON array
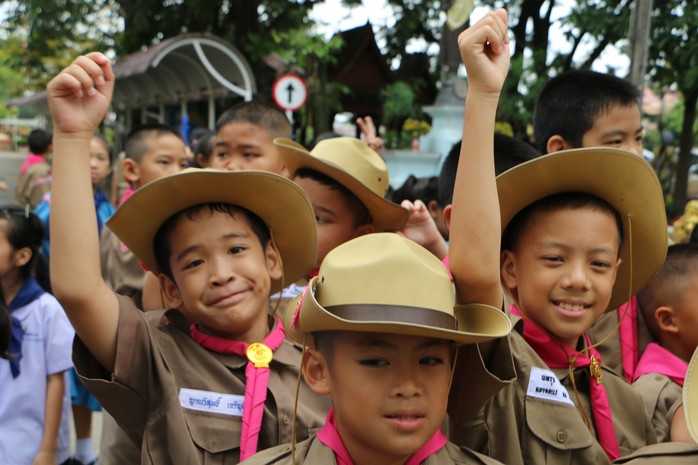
[{"x1": 46, "y1": 54, "x2": 330, "y2": 464}]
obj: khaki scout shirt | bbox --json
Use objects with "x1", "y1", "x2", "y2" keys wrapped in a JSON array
[
  {"x1": 74, "y1": 295, "x2": 331, "y2": 465},
  {"x1": 632, "y1": 374, "x2": 682, "y2": 443},
  {"x1": 15, "y1": 161, "x2": 51, "y2": 209},
  {"x1": 448, "y1": 318, "x2": 656, "y2": 465},
  {"x1": 612, "y1": 442, "x2": 698, "y2": 464},
  {"x1": 239, "y1": 436, "x2": 505, "y2": 465},
  {"x1": 100, "y1": 226, "x2": 145, "y2": 308}
]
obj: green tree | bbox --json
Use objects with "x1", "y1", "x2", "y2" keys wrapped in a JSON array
[
  {"x1": 647, "y1": 0, "x2": 698, "y2": 213},
  {"x1": 0, "y1": 0, "x2": 118, "y2": 91}
]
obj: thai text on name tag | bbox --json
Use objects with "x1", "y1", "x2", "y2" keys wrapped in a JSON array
[{"x1": 179, "y1": 388, "x2": 245, "y2": 416}]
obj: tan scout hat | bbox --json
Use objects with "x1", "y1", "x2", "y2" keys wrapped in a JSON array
[
  {"x1": 283, "y1": 233, "x2": 512, "y2": 345},
  {"x1": 685, "y1": 347, "x2": 698, "y2": 442},
  {"x1": 497, "y1": 147, "x2": 667, "y2": 312},
  {"x1": 274, "y1": 137, "x2": 409, "y2": 231},
  {"x1": 106, "y1": 168, "x2": 317, "y2": 294}
]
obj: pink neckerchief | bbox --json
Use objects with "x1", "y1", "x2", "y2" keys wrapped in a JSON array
[
  {"x1": 190, "y1": 317, "x2": 286, "y2": 461},
  {"x1": 511, "y1": 305, "x2": 621, "y2": 462},
  {"x1": 118, "y1": 187, "x2": 134, "y2": 206},
  {"x1": 316, "y1": 408, "x2": 447, "y2": 465},
  {"x1": 632, "y1": 342, "x2": 688, "y2": 387},
  {"x1": 617, "y1": 298, "x2": 639, "y2": 382},
  {"x1": 20, "y1": 154, "x2": 45, "y2": 175}
]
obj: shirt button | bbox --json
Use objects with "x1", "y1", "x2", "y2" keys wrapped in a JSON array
[
  {"x1": 283, "y1": 415, "x2": 290, "y2": 426},
  {"x1": 556, "y1": 431, "x2": 568, "y2": 443}
]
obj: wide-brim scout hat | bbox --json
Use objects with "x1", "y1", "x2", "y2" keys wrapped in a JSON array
[
  {"x1": 283, "y1": 232, "x2": 511, "y2": 345},
  {"x1": 685, "y1": 347, "x2": 698, "y2": 442},
  {"x1": 274, "y1": 137, "x2": 409, "y2": 231},
  {"x1": 106, "y1": 168, "x2": 317, "y2": 294},
  {"x1": 497, "y1": 147, "x2": 667, "y2": 312}
]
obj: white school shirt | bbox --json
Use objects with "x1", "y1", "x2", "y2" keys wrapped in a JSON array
[{"x1": 0, "y1": 292, "x2": 74, "y2": 465}]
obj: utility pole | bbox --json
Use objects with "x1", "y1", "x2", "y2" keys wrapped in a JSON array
[{"x1": 628, "y1": 0, "x2": 653, "y2": 89}]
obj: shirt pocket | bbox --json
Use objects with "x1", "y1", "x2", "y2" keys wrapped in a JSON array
[
  {"x1": 525, "y1": 396, "x2": 595, "y2": 452},
  {"x1": 183, "y1": 409, "x2": 242, "y2": 463}
]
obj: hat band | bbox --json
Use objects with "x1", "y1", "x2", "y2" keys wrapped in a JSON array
[{"x1": 326, "y1": 304, "x2": 457, "y2": 330}]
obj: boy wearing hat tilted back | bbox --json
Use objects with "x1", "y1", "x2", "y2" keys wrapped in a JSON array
[
  {"x1": 46, "y1": 54, "x2": 330, "y2": 464},
  {"x1": 241, "y1": 9, "x2": 512, "y2": 465},
  {"x1": 269, "y1": 136, "x2": 409, "y2": 311},
  {"x1": 447, "y1": 41, "x2": 666, "y2": 465}
]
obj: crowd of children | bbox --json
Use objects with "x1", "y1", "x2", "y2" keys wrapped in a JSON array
[{"x1": 2, "y1": 6, "x2": 698, "y2": 465}]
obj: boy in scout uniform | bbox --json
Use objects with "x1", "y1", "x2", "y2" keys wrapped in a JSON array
[
  {"x1": 448, "y1": 120, "x2": 666, "y2": 463},
  {"x1": 241, "y1": 233, "x2": 511, "y2": 465},
  {"x1": 445, "y1": 16, "x2": 665, "y2": 465},
  {"x1": 613, "y1": 346, "x2": 698, "y2": 464},
  {"x1": 46, "y1": 54, "x2": 330, "y2": 464},
  {"x1": 632, "y1": 243, "x2": 698, "y2": 442}
]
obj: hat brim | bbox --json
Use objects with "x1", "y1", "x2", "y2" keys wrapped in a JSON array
[
  {"x1": 685, "y1": 348, "x2": 698, "y2": 443},
  {"x1": 497, "y1": 147, "x2": 666, "y2": 312},
  {"x1": 275, "y1": 138, "x2": 409, "y2": 232},
  {"x1": 106, "y1": 169, "x2": 317, "y2": 294},
  {"x1": 283, "y1": 277, "x2": 512, "y2": 346}
]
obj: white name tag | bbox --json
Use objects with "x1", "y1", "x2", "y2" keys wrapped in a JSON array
[
  {"x1": 179, "y1": 388, "x2": 245, "y2": 416},
  {"x1": 526, "y1": 367, "x2": 574, "y2": 406}
]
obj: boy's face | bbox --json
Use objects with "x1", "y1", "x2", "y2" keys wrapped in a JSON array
[
  {"x1": 305, "y1": 332, "x2": 451, "y2": 465},
  {"x1": 582, "y1": 104, "x2": 644, "y2": 157},
  {"x1": 501, "y1": 207, "x2": 622, "y2": 347},
  {"x1": 160, "y1": 209, "x2": 282, "y2": 343},
  {"x1": 89, "y1": 138, "x2": 112, "y2": 187},
  {"x1": 215, "y1": 122, "x2": 289, "y2": 176},
  {"x1": 294, "y1": 176, "x2": 372, "y2": 268},
  {"x1": 126, "y1": 133, "x2": 188, "y2": 188}
]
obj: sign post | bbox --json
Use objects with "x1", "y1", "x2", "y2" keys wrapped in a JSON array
[{"x1": 272, "y1": 74, "x2": 308, "y2": 126}]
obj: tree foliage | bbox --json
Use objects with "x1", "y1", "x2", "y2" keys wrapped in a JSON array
[
  {"x1": 647, "y1": 0, "x2": 698, "y2": 212},
  {"x1": 0, "y1": 0, "x2": 118, "y2": 92}
]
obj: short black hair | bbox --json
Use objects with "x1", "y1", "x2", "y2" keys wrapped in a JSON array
[
  {"x1": 438, "y1": 134, "x2": 539, "y2": 206},
  {"x1": 191, "y1": 130, "x2": 216, "y2": 168},
  {"x1": 533, "y1": 70, "x2": 642, "y2": 154},
  {"x1": 28, "y1": 129, "x2": 52, "y2": 155},
  {"x1": 153, "y1": 203, "x2": 271, "y2": 279},
  {"x1": 125, "y1": 124, "x2": 182, "y2": 162},
  {"x1": 637, "y1": 243, "x2": 698, "y2": 338},
  {"x1": 295, "y1": 168, "x2": 371, "y2": 227},
  {"x1": 216, "y1": 101, "x2": 291, "y2": 139},
  {"x1": 392, "y1": 175, "x2": 439, "y2": 206},
  {"x1": 501, "y1": 192, "x2": 623, "y2": 254}
]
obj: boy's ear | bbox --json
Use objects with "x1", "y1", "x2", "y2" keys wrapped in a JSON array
[
  {"x1": 655, "y1": 306, "x2": 679, "y2": 334},
  {"x1": 122, "y1": 158, "x2": 140, "y2": 184},
  {"x1": 500, "y1": 250, "x2": 518, "y2": 290},
  {"x1": 159, "y1": 274, "x2": 183, "y2": 309},
  {"x1": 443, "y1": 204, "x2": 452, "y2": 231},
  {"x1": 302, "y1": 348, "x2": 332, "y2": 395},
  {"x1": 13, "y1": 247, "x2": 33, "y2": 268},
  {"x1": 195, "y1": 154, "x2": 206, "y2": 168},
  {"x1": 354, "y1": 223, "x2": 375, "y2": 238},
  {"x1": 546, "y1": 135, "x2": 574, "y2": 154},
  {"x1": 264, "y1": 241, "x2": 283, "y2": 281}
]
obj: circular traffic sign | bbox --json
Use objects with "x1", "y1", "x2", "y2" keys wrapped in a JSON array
[{"x1": 272, "y1": 74, "x2": 308, "y2": 111}]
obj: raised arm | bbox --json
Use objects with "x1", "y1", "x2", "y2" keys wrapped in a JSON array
[
  {"x1": 48, "y1": 53, "x2": 120, "y2": 372},
  {"x1": 448, "y1": 10, "x2": 509, "y2": 308}
]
